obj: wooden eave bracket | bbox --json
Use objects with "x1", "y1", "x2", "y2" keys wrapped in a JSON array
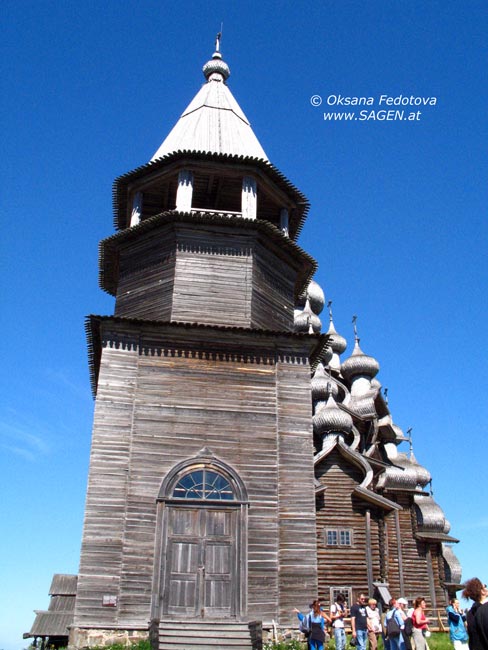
[
  {"x1": 85, "y1": 315, "x2": 328, "y2": 398},
  {"x1": 98, "y1": 209, "x2": 317, "y2": 298}
]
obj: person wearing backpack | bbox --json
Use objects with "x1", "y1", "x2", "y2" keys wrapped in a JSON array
[
  {"x1": 397, "y1": 598, "x2": 413, "y2": 650},
  {"x1": 294, "y1": 600, "x2": 328, "y2": 650},
  {"x1": 385, "y1": 598, "x2": 405, "y2": 650}
]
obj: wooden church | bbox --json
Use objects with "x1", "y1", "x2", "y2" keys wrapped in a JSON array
[{"x1": 26, "y1": 40, "x2": 462, "y2": 650}]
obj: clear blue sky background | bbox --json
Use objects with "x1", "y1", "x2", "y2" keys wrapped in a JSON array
[{"x1": 1, "y1": 2, "x2": 487, "y2": 648}]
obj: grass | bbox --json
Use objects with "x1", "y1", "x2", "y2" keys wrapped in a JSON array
[
  {"x1": 43, "y1": 633, "x2": 453, "y2": 650},
  {"x1": 324, "y1": 632, "x2": 452, "y2": 650}
]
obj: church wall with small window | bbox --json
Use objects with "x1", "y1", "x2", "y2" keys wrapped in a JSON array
[{"x1": 315, "y1": 448, "x2": 383, "y2": 606}]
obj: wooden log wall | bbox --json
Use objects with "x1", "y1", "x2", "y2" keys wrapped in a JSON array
[
  {"x1": 385, "y1": 493, "x2": 447, "y2": 607},
  {"x1": 74, "y1": 344, "x2": 138, "y2": 628},
  {"x1": 276, "y1": 361, "x2": 317, "y2": 622},
  {"x1": 75, "y1": 323, "x2": 318, "y2": 629},
  {"x1": 315, "y1": 449, "x2": 380, "y2": 606},
  {"x1": 171, "y1": 231, "x2": 253, "y2": 328},
  {"x1": 115, "y1": 228, "x2": 176, "y2": 321},
  {"x1": 251, "y1": 243, "x2": 296, "y2": 332},
  {"x1": 114, "y1": 221, "x2": 299, "y2": 332}
]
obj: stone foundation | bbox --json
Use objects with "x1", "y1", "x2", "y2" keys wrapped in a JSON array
[
  {"x1": 263, "y1": 626, "x2": 307, "y2": 644},
  {"x1": 68, "y1": 627, "x2": 148, "y2": 649}
]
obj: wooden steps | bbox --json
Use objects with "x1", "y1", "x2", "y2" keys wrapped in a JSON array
[{"x1": 158, "y1": 620, "x2": 261, "y2": 650}]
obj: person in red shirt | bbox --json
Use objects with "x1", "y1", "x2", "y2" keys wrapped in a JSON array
[{"x1": 411, "y1": 597, "x2": 430, "y2": 650}]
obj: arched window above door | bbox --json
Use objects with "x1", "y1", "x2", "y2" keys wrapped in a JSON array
[
  {"x1": 158, "y1": 447, "x2": 249, "y2": 504},
  {"x1": 172, "y1": 469, "x2": 235, "y2": 500}
]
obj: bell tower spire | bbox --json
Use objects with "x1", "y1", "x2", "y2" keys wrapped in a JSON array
[{"x1": 151, "y1": 39, "x2": 266, "y2": 160}]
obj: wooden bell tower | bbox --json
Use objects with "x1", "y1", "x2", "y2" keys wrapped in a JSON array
[{"x1": 70, "y1": 43, "x2": 326, "y2": 649}]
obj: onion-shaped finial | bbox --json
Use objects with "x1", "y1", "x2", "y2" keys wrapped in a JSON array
[{"x1": 202, "y1": 33, "x2": 230, "y2": 81}]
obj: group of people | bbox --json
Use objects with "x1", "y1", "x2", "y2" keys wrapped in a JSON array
[
  {"x1": 293, "y1": 579, "x2": 488, "y2": 650},
  {"x1": 346, "y1": 593, "x2": 431, "y2": 650},
  {"x1": 294, "y1": 592, "x2": 428, "y2": 650}
]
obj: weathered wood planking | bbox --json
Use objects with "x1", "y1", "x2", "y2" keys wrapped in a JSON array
[
  {"x1": 276, "y1": 361, "x2": 318, "y2": 622},
  {"x1": 75, "y1": 322, "x2": 318, "y2": 628},
  {"x1": 315, "y1": 449, "x2": 382, "y2": 605},
  {"x1": 314, "y1": 449, "x2": 449, "y2": 609},
  {"x1": 109, "y1": 217, "x2": 311, "y2": 330},
  {"x1": 385, "y1": 493, "x2": 446, "y2": 606}
]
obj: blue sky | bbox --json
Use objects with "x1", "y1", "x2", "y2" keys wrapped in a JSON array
[{"x1": 1, "y1": 1, "x2": 487, "y2": 648}]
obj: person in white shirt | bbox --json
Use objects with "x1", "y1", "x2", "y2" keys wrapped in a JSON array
[
  {"x1": 366, "y1": 598, "x2": 382, "y2": 650},
  {"x1": 330, "y1": 593, "x2": 347, "y2": 650}
]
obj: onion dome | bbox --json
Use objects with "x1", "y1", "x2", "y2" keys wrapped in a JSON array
[
  {"x1": 341, "y1": 339, "x2": 380, "y2": 381},
  {"x1": 378, "y1": 414, "x2": 393, "y2": 427},
  {"x1": 377, "y1": 452, "x2": 419, "y2": 491},
  {"x1": 326, "y1": 318, "x2": 347, "y2": 355},
  {"x1": 297, "y1": 279, "x2": 325, "y2": 315},
  {"x1": 410, "y1": 451, "x2": 431, "y2": 488},
  {"x1": 313, "y1": 394, "x2": 353, "y2": 436},
  {"x1": 414, "y1": 494, "x2": 448, "y2": 533},
  {"x1": 442, "y1": 544, "x2": 462, "y2": 583},
  {"x1": 294, "y1": 298, "x2": 322, "y2": 333},
  {"x1": 312, "y1": 363, "x2": 339, "y2": 402},
  {"x1": 202, "y1": 51, "x2": 230, "y2": 81},
  {"x1": 349, "y1": 394, "x2": 376, "y2": 417}
]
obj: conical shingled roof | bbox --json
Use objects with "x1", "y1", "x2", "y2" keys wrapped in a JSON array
[{"x1": 151, "y1": 50, "x2": 268, "y2": 161}]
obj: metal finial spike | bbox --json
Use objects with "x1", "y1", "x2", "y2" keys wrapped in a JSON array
[
  {"x1": 406, "y1": 428, "x2": 413, "y2": 456},
  {"x1": 215, "y1": 30, "x2": 222, "y2": 53},
  {"x1": 352, "y1": 315, "x2": 358, "y2": 340},
  {"x1": 327, "y1": 300, "x2": 333, "y2": 321}
]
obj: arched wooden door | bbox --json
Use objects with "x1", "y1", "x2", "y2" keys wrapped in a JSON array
[{"x1": 155, "y1": 452, "x2": 248, "y2": 620}]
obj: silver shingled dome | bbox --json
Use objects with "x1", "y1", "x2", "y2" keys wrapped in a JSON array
[
  {"x1": 414, "y1": 494, "x2": 449, "y2": 533},
  {"x1": 313, "y1": 394, "x2": 353, "y2": 436},
  {"x1": 341, "y1": 339, "x2": 380, "y2": 381},
  {"x1": 294, "y1": 299, "x2": 322, "y2": 333},
  {"x1": 312, "y1": 363, "x2": 339, "y2": 402},
  {"x1": 202, "y1": 52, "x2": 230, "y2": 81},
  {"x1": 326, "y1": 318, "x2": 347, "y2": 354},
  {"x1": 410, "y1": 451, "x2": 431, "y2": 488},
  {"x1": 297, "y1": 279, "x2": 325, "y2": 315}
]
